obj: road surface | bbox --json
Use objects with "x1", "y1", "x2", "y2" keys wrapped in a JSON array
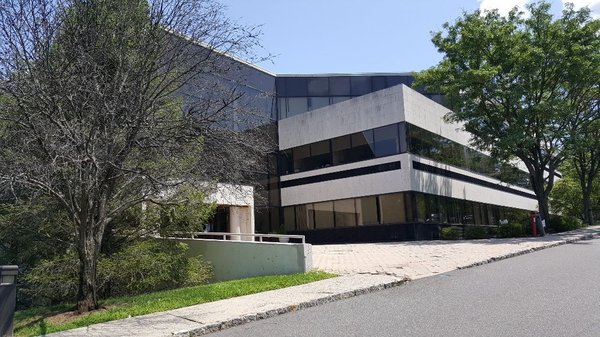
[{"x1": 212, "y1": 239, "x2": 600, "y2": 337}]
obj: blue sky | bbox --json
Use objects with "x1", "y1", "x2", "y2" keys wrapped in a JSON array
[{"x1": 224, "y1": 0, "x2": 599, "y2": 74}]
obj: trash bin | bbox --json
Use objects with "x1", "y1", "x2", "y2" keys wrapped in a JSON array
[{"x1": 0, "y1": 265, "x2": 18, "y2": 337}]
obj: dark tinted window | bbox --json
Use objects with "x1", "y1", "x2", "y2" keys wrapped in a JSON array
[
  {"x1": 356, "y1": 196, "x2": 379, "y2": 225},
  {"x1": 351, "y1": 130, "x2": 375, "y2": 161},
  {"x1": 310, "y1": 140, "x2": 332, "y2": 168},
  {"x1": 332, "y1": 135, "x2": 352, "y2": 165},
  {"x1": 309, "y1": 97, "x2": 329, "y2": 110},
  {"x1": 329, "y1": 77, "x2": 351, "y2": 96},
  {"x1": 287, "y1": 97, "x2": 308, "y2": 117},
  {"x1": 334, "y1": 199, "x2": 357, "y2": 227},
  {"x1": 285, "y1": 78, "x2": 307, "y2": 96},
  {"x1": 386, "y1": 76, "x2": 402, "y2": 88},
  {"x1": 373, "y1": 124, "x2": 399, "y2": 157},
  {"x1": 351, "y1": 76, "x2": 371, "y2": 96},
  {"x1": 307, "y1": 77, "x2": 329, "y2": 96},
  {"x1": 314, "y1": 201, "x2": 334, "y2": 229},
  {"x1": 372, "y1": 76, "x2": 386, "y2": 91}
]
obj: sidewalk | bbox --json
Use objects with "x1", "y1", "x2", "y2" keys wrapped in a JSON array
[{"x1": 48, "y1": 226, "x2": 600, "y2": 337}]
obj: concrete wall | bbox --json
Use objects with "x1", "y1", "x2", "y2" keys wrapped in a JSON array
[
  {"x1": 176, "y1": 239, "x2": 312, "y2": 281},
  {"x1": 278, "y1": 85, "x2": 405, "y2": 150}
]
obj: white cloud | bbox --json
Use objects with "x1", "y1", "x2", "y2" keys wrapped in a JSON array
[
  {"x1": 562, "y1": 0, "x2": 600, "y2": 18},
  {"x1": 478, "y1": 0, "x2": 528, "y2": 16}
]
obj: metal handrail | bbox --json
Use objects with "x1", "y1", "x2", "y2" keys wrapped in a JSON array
[{"x1": 179, "y1": 232, "x2": 306, "y2": 244}]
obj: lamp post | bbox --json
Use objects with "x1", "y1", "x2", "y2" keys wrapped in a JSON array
[{"x1": 0, "y1": 265, "x2": 18, "y2": 337}]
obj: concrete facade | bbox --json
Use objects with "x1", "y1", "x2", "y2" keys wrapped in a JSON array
[
  {"x1": 278, "y1": 84, "x2": 537, "y2": 211},
  {"x1": 206, "y1": 183, "x2": 255, "y2": 240}
]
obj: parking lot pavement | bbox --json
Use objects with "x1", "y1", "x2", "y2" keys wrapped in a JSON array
[{"x1": 312, "y1": 226, "x2": 600, "y2": 280}]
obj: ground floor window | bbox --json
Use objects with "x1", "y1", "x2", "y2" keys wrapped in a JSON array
[{"x1": 281, "y1": 192, "x2": 530, "y2": 231}]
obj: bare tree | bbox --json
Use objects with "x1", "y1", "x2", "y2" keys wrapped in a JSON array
[{"x1": 0, "y1": 0, "x2": 274, "y2": 312}]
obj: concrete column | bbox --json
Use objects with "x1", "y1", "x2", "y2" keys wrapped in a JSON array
[
  {"x1": 228, "y1": 206, "x2": 254, "y2": 241},
  {"x1": 229, "y1": 206, "x2": 242, "y2": 241}
]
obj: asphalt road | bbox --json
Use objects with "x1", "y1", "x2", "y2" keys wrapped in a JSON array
[{"x1": 212, "y1": 239, "x2": 600, "y2": 337}]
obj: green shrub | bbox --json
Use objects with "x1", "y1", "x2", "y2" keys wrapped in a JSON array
[
  {"x1": 498, "y1": 223, "x2": 526, "y2": 238},
  {"x1": 104, "y1": 240, "x2": 212, "y2": 296},
  {"x1": 463, "y1": 226, "x2": 489, "y2": 239},
  {"x1": 440, "y1": 226, "x2": 462, "y2": 240},
  {"x1": 22, "y1": 252, "x2": 80, "y2": 306},
  {"x1": 547, "y1": 215, "x2": 583, "y2": 233},
  {"x1": 23, "y1": 239, "x2": 212, "y2": 304}
]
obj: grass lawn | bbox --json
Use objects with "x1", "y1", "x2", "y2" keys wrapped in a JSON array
[{"x1": 15, "y1": 271, "x2": 335, "y2": 337}]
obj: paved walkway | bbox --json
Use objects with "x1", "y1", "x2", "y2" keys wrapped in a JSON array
[{"x1": 48, "y1": 226, "x2": 600, "y2": 337}]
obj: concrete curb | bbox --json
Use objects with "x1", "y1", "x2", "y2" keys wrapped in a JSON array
[
  {"x1": 173, "y1": 278, "x2": 409, "y2": 336},
  {"x1": 457, "y1": 231, "x2": 600, "y2": 271}
]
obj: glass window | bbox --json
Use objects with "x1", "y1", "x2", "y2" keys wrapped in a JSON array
[
  {"x1": 373, "y1": 124, "x2": 399, "y2": 157},
  {"x1": 310, "y1": 140, "x2": 332, "y2": 168},
  {"x1": 293, "y1": 145, "x2": 310, "y2": 172},
  {"x1": 386, "y1": 76, "x2": 402, "y2": 88},
  {"x1": 372, "y1": 76, "x2": 386, "y2": 92},
  {"x1": 334, "y1": 199, "x2": 357, "y2": 227},
  {"x1": 275, "y1": 78, "x2": 287, "y2": 96},
  {"x1": 285, "y1": 78, "x2": 307, "y2": 96},
  {"x1": 296, "y1": 204, "x2": 313, "y2": 230},
  {"x1": 379, "y1": 193, "x2": 406, "y2": 224},
  {"x1": 270, "y1": 207, "x2": 280, "y2": 233},
  {"x1": 277, "y1": 98, "x2": 286, "y2": 119},
  {"x1": 279, "y1": 149, "x2": 294, "y2": 175},
  {"x1": 332, "y1": 135, "x2": 352, "y2": 165},
  {"x1": 309, "y1": 97, "x2": 329, "y2": 111},
  {"x1": 331, "y1": 96, "x2": 351, "y2": 104},
  {"x1": 307, "y1": 77, "x2": 329, "y2": 96},
  {"x1": 356, "y1": 196, "x2": 378, "y2": 226},
  {"x1": 351, "y1": 76, "x2": 371, "y2": 96},
  {"x1": 329, "y1": 77, "x2": 351, "y2": 96},
  {"x1": 283, "y1": 206, "x2": 295, "y2": 231},
  {"x1": 414, "y1": 193, "x2": 426, "y2": 222},
  {"x1": 287, "y1": 97, "x2": 308, "y2": 117},
  {"x1": 351, "y1": 130, "x2": 375, "y2": 161},
  {"x1": 314, "y1": 201, "x2": 334, "y2": 229},
  {"x1": 400, "y1": 76, "x2": 414, "y2": 86}
]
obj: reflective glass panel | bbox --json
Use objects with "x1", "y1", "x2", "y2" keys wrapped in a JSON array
[
  {"x1": 332, "y1": 135, "x2": 352, "y2": 165},
  {"x1": 307, "y1": 77, "x2": 329, "y2": 96},
  {"x1": 373, "y1": 124, "x2": 399, "y2": 157},
  {"x1": 372, "y1": 76, "x2": 386, "y2": 91},
  {"x1": 351, "y1": 76, "x2": 371, "y2": 96},
  {"x1": 356, "y1": 196, "x2": 379, "y2": 225},
  {"x1": 285, "y1": 78, "x2": 307, "y2": 96},
  {"x1": 380, "y1": 193, "x2": 406, "y2": 224},
  {"x1": 314, "y1": 201, "x2": 334, "y2": 229},
  {"x1": 287, "y1": 97, "x2": 308, "y2": 117},
  {"x1": 334, "y1": 199, "x2": 357, "y2": 227},
  {"x1": 351, "y1": 130, "x2": 375, "y2": 161},
  {"x1": 309, "y1": 97, "x2": 329, "y2": 110},
  {"x1": 310, "y1": 140, "x2": 332, "y2": 168},
  {"x1": 329, "y1": 77, "x2": 351, "y2": 96},
  {"x1": 283, "y1": 206, "x2": 295, "y2": 231}
]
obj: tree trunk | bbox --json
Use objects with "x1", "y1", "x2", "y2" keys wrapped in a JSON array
[
  {"x1": 530, "y1": 173, "x2": 551, "y2": 223},
  {"x1": 77, "y1": 225, "x2": 100, "y2": 313},
  {"x1": 582, "y1": 188, "x2": 594, "y2": 226}
]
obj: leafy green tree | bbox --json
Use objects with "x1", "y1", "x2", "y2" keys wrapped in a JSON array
[
  {"x1": 550, "y1": 160, "x2": 600, "y2": 224},
  {"x1": 0, "y1": 0, "x2": 269, "y2": 312},
  {"x1": 567, "y1": 119, "x2": 600, "y2": 225},
  {"x1": 415, "y1": 2, "x2": 600, "y2": 224}
]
